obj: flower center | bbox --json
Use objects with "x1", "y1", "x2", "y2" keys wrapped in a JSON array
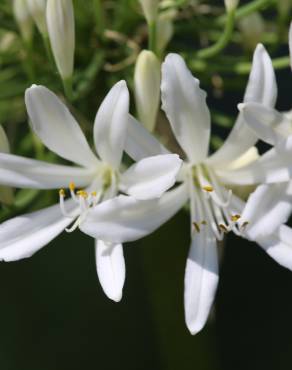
[
  {"x1": 190, "y1": 164, "x2": 248, "y2": 240},
  {"x1": 58, "y1": 166, "x2": 117, "y2": 233}
]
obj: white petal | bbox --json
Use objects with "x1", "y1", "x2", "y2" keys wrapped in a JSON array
[
  {"x1": 217, "y1": 141, "x2": 292, "y2": 185},
  {"x1": 0, "y1": 201, "x2": 78, "y2": 261},
  {"x1": 95, "y1": 240, "x2": 125, "y2": 302},
  {"x1": 161, "y1": 53, "x2": 210, "y2": 164},
  {"x1": 240, "y1": 102, "x2": 291, "y2": 145},
  {"x1": 94, "y1": 81, "x2": 129, "y2": 168},
  {"x1": 25, "y1": 85, "x2": 98, "y2": 167},
  {"x1": 125, "y1": 114, "x2": 169, "y2": 161},
  {"x1": 225, "y1": 146, "x2": 259, "y2": 171},
  {"x1": 256, "y1": 225, "x2": 292, "y2": 271},
  {"x1": 185, "y1": 234, "x2": 219, "y2": 335},
  {"x1": 0, "y1": 153, "x2": 95, "y2": 189},
  {"x1": 241, "y1": 183, "x2": 292, "y2": 240},
  {"x1": 120, "y1": 154, "x2": 182, "y2": 200},
  {"x1": 208, "y1": 44, "x2": 277, "y2": 166},
  {"x1": 80, "y1": 183, "x2": 189, "y2": 243}
]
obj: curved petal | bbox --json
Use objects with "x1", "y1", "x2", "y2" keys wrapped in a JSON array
[
  {"x1": 95, "y1": 240, "x2": 125, "y2": 302},
  {"x1": 0, "y1": 201, "x2": 78, "y2": 262},
  {"x1": 79, "y1": 183, "x2": 189, "y2": 243},
  {"x1": 256, "y1": 225, "x2": 292, "y2": 271},
  {"x1": 161, "y1": 53, "x2": 210, "y2": 164},
  {"x1": 217, "y1": 141, "x2": 292, "y2": 185},
  {"x1": 0, "y1": 153, "x2": 95, "y2": 189},
  {"x1": 25, "y1": 85, "x2": 98, "y2": 167},
  {"x1": 208, "y1": 44, "x2": 277, "y2": 166},
  {"x1": 185, "y1": 234, "x2": 219, "y2": 335},
  {"x1": 94, "y1": 81, "x2": 129, "y2": 168},
  {"x1": 0, "y1": 125, "x2": 10, "y2": 153},
  {"x1": 239, "y1": 102, "x2": 291, "y2": 145},
  {"x1": 125, "y1": 115, "x2": 169, "y2": 161},
  {"x1": 120, "y1": 154, "x2": 182, "y2": 200},
  {"x1": 241, "y1": 183, "x2": 292, "y2": 240}
]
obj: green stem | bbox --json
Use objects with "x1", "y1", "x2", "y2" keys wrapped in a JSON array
[
  {"x1": 196, "y1": 9, "x2": 236, "y2": 59},
  {"x1": 42, "y1": 34, "x2": 55, "y2": 68},
  {"x1": 93, "y1": 0, "x2": 105, "y2": 38},
  {"x1": 62, "y1": 77, "x2": 74, "y2": 101},
  {"x1": 189, "y1": 55, "x2": 290, "y2": 75},
  {"x1": 216, "y1": 0, "x2": 276, "y2": 26},
  {"x1": 148, "y1": 20, "x2": 157, "y2": 55}
]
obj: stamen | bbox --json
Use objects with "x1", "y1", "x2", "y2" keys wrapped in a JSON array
[
  {"x1": 58, "y1": 188, "x2": 73, "y2": 218},
  {"x1": 69, "y1": 182, "x2": 75, "y2": 191},
  {"x1": 219, "y1": 223, "x2": 229, "y2": 233},
  {"x1": 240, "y1": 221, "x2": 249, "y2": 231},
  {"x1": 59, "y1": 188, "x2": 65, "y2": 197},
  {"x1": 202, "y1": 185, "x2": 213, "y2": 192},
  {"x1": 231, "y1": 214, "x2": 241, "y2": 222}
]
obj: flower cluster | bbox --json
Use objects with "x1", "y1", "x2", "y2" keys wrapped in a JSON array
[{"x1": 2, "y1": 1, "x2": 292, "y2": 336}]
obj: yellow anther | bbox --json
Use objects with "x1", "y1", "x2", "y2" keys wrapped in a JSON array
[
  {"x1": 193, "y1": 222, "x2": 201, "y2": 233},
  {"x1": 219, "y1": 224, "x2": 228, "y2": 233},
  {"x1": 91, "y1": 191, "x2": 97, "y2": 197},
  {"x1": 231, "y1": 214, "x2": 241, "y2": 222},
  {"x1": 201, "y1": 220, "x2": 207, "y2": 225},
  {"x1": 69, "y1": 182, "x2": 75, "y2": 191},
  {"x1": 202, "y1": 185, "x2": 214, "y2": 192},
  {"x1": 77, "y1": 190, "x2": 88, "y2": 198},
  {"x1": 59, "y1": 189, "x2": 65, "y2": 197}
]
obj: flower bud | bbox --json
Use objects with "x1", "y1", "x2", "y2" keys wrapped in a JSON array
[
  {"x1": 27, "y1": 0, "x2": 47, "y2": 36},
  {"x1": 13, "y1": 0, "x2": 34, "y2": 43},
  {"x1": 238, "y1": 12, "x2": 264, "y2": 51},
  {"x1": 156, "y1": 9, "x2": 176, "y2": 53},
  {"x1": 46, "y1": 0, "x2": 75, "y2": 80},
  {"x1": 134, "y1": 50, "x2": 161, "y2": 132},
  {"x1": 139, "y1": 0, "x2": 159, "y2": 24},
  {"x1": 224, "y1": 0, "x2": 239, "y2": 12}
]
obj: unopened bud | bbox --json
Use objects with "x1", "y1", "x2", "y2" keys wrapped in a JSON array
[
  {"x1": 134, "y1": 50, "x2": 161, "y2": 132},
  {"x1": 46, "y1": 0, "x2": 75, "y2": 79},
  {"x1": 0, "y1": 126, "x2": 14, "y2": 205},
  {"x1": 224, "y1": 0, "x2": 239, "y2": 12},
  {"x1": 27, "y1": 0, "x2": 47, "y2": 36},
  {"x1": 156, "y1": 9, "x2": 176, "y2": 53},
  {"x1": 139, "y1": 0, "x2": 159, "y2": 24},
  {"x1": 13, "y1": 0, "x2": 34, "y2": 43},
  {"x1": 238, "y1": 12, "x2": 264, "y2": 51}
]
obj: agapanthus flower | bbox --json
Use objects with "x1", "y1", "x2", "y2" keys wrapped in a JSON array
[
  {"x1": 0, "y1": 82, "x2": 182, "y2": 302},
  {"x1": 78, "y1": 45, "x2": 292, "y2": 334}
]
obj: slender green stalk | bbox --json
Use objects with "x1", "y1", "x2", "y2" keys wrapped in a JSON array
[
  {"x1": 62, "y1": 77, "x2": 74, "y2": 101},
  {"x1": 196, "y1": 9, "x2": 236, "y2": 59},
  {"x1": 42, "y1": 34, "x2": 55, "y2": 67},
  {"x1": 216, "y1": 0, "x2": 276, "y2": 26},
  {"x1": 148, "y1": 20, "x2": 157, "y2": 55},
  {"x1": 93, "y1": 0, "x2": 105, "y2": 38}
]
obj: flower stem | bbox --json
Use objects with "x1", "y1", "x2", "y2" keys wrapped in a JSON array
[
  {"x1": 148, "y1": 20, "x2": 157, "y2": 55},
  {"x1": 196, "y1": 8, "x2": 236, "y2": 59},
  {"x1": 62, "y1": 77, "x2": 74, "y2": 101}
]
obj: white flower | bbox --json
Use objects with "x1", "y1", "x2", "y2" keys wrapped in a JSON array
[
  {"x1": 13, "y1": 0, "x2": 34, "y2": 43},
  {"x1": 79, "y1": 45, "x2": 292, "y2": 334},
  {"x1": 0, "y1": 82, "x2": 182, "y2": 302},
  {"x1": 46, "y1": 0, "x2": 75, "y2": 80},
  {"x1": 0, "y1": 126, "x2": 14, "y2": 205},
  {"x1": 134, "y1": 50, "x2": 160, "y2": 132},
  {"x1": 27, "y1": 0, "x2": 47, "y2": 36},
  {"x1": 224, "y1": 0, "x2": 239, "y2": 12}
]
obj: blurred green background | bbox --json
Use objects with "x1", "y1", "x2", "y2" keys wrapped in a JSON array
[{"x1": 0, "y1": 0, "x2": 292, "y2": 369}]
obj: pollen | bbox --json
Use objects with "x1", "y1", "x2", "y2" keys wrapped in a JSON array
[
  {"x1": 202, "y1": 185, "x2": 214, "y2": 192},
  {"x1": 69, "y1": 182, "x2": 75, "y2": 191},
  {"x1": 59, "y1": 188, "x2": 65, "y2": 197},
  {"x1": 201, "y1": 220, "x2": 207, "y2": 225},
  {"x1": 231, "y1": 214, "x2": 241, "y2": 222},
  {"x1": 91, "y1": 191, "x2": 97, "y2": 197}
]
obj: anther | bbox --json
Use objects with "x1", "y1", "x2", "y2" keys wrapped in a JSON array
[
  {"x1": 91, "y1": 191, "x2": 97, "y2": 197},
  {"x1": 219, "y1": 223, "x2": 228, "y2": 233},
  {"x1": 69, "y1": 182, "x2": 75, "y2": 191},
  {"x1": 231, "y1": 214, "x2": 241, "y2": 222},
  {"x1": 202, "y1": 185, "x2": 214, "y2": 192},
  {"x1": 240, "y1": 221, "x2": 249, "y2": 231},
  {"x1": 193, "y1": 222, "x2": 201, "y2": 233},
  {"x1": 201, "y1": 220, "x2": 207, "y2": 225},
  {"x1": 59, "y1": 189, "x2": 65, "y2": 197},
  {"x1": 76, "y1": 190, "x2": 88, "y2": 198}
]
